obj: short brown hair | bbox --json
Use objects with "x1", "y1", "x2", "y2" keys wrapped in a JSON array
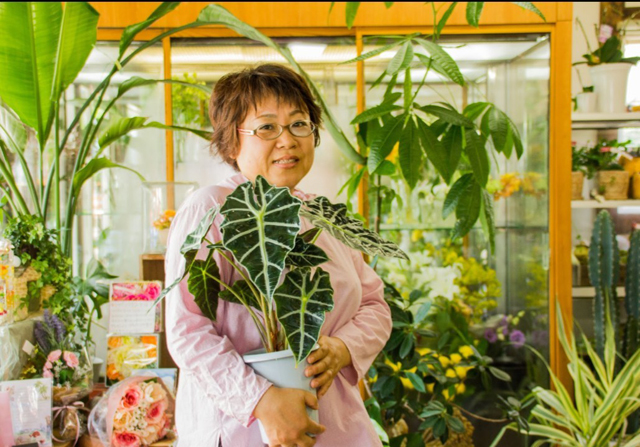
[{"x1": 208, "y1": 64, "x2": 323, "y2": 170}]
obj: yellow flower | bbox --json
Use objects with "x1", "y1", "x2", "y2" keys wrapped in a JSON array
[
  {"x1": 459, "y1": 345, "x2": 474, "y2": 359},
  {"x1": 455, "y1": 382, "x2": 466, "y2": 394},
  {"x1": 416, "y1": 347, "x2": 432, "y2": 356},
  {"x1": 445, "y1": 368, "x2": 457, "y2": 379},
  {"x1": 439, "y1": 356, "x2": 451, "y2": 368},
  {"x1": 455, "y1": 366, "x2": 471, "y2": 379},
  {"x1": 400, "y1": 377, "x2": 413, "y2": 389},
  {"x1": 427, "y1": 364, "x2": 436, "y2": 371},
  {"x1": 450, "y1": 353, "x2": 462, "y2": 364},
  {"x1": 385, "y1": 359, "x2": 401, "y2": 372},
  {"x1": 426, "y1": 383, "x2": 435, "y2": 393},
  {"x1": 442, "y1": 389, "x2": 454, "y2": 401},
  {"x1": 411, "y1": 230, "x2": 423, "y2": 242}
]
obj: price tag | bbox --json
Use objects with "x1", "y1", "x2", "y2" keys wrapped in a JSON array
[{"x1": 22, "y1": 339, "x2": 34, "y2": 356}]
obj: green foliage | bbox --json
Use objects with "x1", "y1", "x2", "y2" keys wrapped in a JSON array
[
  {"x1": 578, "y1": 139, "x2": 629, "y2": 179},
  {"x1": 625, "y1": 231, "x2": 640, "y2": 360},
  {"x1": 3, "y1": 215, "x2": 72, "y2": 317}
]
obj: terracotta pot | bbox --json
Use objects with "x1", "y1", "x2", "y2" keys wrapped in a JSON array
[
  {"x1": 597, "y1": 171, "x2": 630, "y2": 200},
  {"x1": 572, "y1": 171, "x2": 584, "y2": 200}
]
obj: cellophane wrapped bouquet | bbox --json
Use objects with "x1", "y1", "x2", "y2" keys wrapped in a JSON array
[{"x1": 89, "y1": 375, "x2": 175, "y2": 447}]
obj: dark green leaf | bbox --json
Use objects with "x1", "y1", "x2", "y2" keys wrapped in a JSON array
[
  {"x1": 480, "y1": 190, "x2": 496, "y2": 253},
  {"x1": 487, "y1": 106, "x2": 513, "y2": 156},
  {"x1": 464, "y1": 102, "x2": 491, "y2": 120},
  {"x1": 385, "y1": 2, "x2": 394, "y2": 8},
  {"x1": 439, "y1": 125, "x2": 463, "y2": 184},
  {"x1": 181, "y1": 207, "x2": 218, "y2": 259},
  {"x1": 301, "y1": 196, "x2": 408, "y2": 259},
  {"x1": 387, "y1": 41, "x2": 414, "y2": 75},
  {"x1": 463, "y1": 128, "x2": 490, "y2": 186},
  {"x1": 286, "y1": 237, "x2": 329, "y2": 268},
  {"x1": 443, "y1": 173, "x2": 473, "y2": 219},
  {"x1": 420, "y1": 105, "x2": 473, "y2": 128},
  {"x1": 414, "y1": 38, "x2": 464, "y2": 86},
  {"x1": 274, "y1": 268, "x2": 335, "y2": 364},
  {"x1": 416, "y1": 118, "x2": 449, "y2": 182},
  {"x1": 345, "y1": 2, "x2": 360, "y2": 29},
  {"x1": 351, "y1": 102, "x2": 402, "y2": 125},
  {"x1": 118, "y1": 76, "x2": 212, "y2": 97},
  {"x1": 508, "y1": 116, "x2": 524, "y2": 158},
  {"x1": 452, "y1": 178, "x2": 482, "y2": 239},
  {"x1": 120, "y1": 3, "x2": 180, "y2": 57},
  {"x1": 399, "y1": 333, "x2": 414, "y2": 358},
  {"x1": 449, "y1": 416, "x2": 466, "y2": 433},
  {"x1": 404, "y1": 68, "x2": 413, "y2": 111},
  {"x1": 219, "y1": 279, "x2": 260, "y2": 308},
  {"x1": 368, "y1": 115, "x2": 404, "y2": 174},
  {"x1": 433, "y1": 418, "x2": 447, "y2": 440},
  {"x1": 398, "y1": 118, "x2": 422, "y2": 188},
  {"x1": 340, "y1": 34, "x2": 418, "y2": 65},
  {"x1": 220, "y1": 175, "x2": 301, "y2": 299},
  {"x1": 466, "y1": 2, "x2": 485, "y2": 27},
  {"x1": 376, "y1": 160, "x2": 397, "y2": 175},
  {"x1": 405, "y1": 371, "x2": 426, "y2": 393},
  {"x1": 188, "y1": 255, "x2": 221, "y2": 321}
]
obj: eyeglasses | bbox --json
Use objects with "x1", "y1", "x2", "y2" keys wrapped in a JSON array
[{"x1": 237, "y1": 120, "x2": 316, "y2": 141}]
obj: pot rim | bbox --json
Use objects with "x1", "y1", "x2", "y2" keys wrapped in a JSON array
[{"x1": 243, "y1": 344, "x2": 319, "y2": 364}]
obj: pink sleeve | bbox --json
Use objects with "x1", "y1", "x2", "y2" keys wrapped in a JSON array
[
  {"x1": 164, "y1": 198, "x2": 272, "y2": 427},
  {"x1": 333, "y1": 250, "x2": 392, "y2": 386}
]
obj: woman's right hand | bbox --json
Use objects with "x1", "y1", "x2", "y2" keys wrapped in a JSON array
[{"x1": 253, "y1": 386, "x2": 326, "y2": 447}]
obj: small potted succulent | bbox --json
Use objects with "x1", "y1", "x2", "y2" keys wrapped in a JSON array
[
  {"x1": 157, "y1": 176, "x2": 407, "y2": 440},
  {"x1": 582, "y1": 139, "x2": 630, "y2": 200}
]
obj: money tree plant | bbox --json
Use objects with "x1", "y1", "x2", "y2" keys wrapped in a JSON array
[{"x1": 157, "y1": 176, "x2": 408, "y2": 364}]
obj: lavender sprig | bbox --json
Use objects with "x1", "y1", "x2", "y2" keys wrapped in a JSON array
[
  {"x1": 50, "y1": 314, "x2": 66, "y2": 343},
  {"x1": 34, "y1": 321, "x2": 50, "y2": 352}
]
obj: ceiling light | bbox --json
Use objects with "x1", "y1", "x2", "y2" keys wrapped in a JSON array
[{"x1": 288, "y1": 43, "x2": 327, "y2": 60}]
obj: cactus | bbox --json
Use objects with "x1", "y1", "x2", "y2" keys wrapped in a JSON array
[
  {"x1": 624, "y1": 230, "x2": 640, "y2": 359},
  {"x1": 589, "y1": 210, "x2": 620, "y2": 360}
]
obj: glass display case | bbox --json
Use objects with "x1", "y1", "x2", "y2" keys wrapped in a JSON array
[
  {"x1": 365, "y1": 34, "x2": 551, "y2": 447},
  {"x1": 142, "y1": 182, "x2": 198, "y2": 254}
]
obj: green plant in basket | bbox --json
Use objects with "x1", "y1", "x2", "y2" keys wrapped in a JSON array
[
  {"x1": 157, "y1": 175, "x2": 407, "y2": 363},
  {"x1": 581, "y1": 139, "x2": 630, "y2": 179}
]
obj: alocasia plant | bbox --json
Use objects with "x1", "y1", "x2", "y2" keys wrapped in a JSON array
[{"x1": 157, "y1": 175, "x2": 408, "y2": 364}]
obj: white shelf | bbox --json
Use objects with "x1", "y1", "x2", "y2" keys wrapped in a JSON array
[
  {"x1": 572, "y1": 286, "x2": 625, "y2": 298},
  {"x1": 572, "y1": 112, "x2": 640, "y2": 129},
  {"x1": 571, "y1": 200, "x2": 640, "y2": 209}
]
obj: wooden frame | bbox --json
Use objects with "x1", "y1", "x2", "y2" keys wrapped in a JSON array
[{"x1": 95, "y1": 2, "x2": 573, "y2": 390}]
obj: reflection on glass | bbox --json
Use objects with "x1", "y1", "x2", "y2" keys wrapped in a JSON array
[
  {"x1": 170, "y1": 37, "x2": 357, "y2": 202},
  {"x1": 67, "y1": 42, "x2": 165, "y2": 278},
  {"x1": 369, "y1": 34, "x2": 550, "y2": 447}
]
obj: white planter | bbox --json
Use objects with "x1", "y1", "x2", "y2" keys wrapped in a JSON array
[
  {"x1": 243, "y1": 348, "x2": 319, "y2": 444},
  {"x1": 590, "y1": 63, "x2": 633, "y2": 113},
  {"x1": 576, "y1": 91, "x2": 597, "y2": 113}
]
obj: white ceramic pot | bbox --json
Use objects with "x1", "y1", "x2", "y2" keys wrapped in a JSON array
[
  {"x1": 243, "y1": 347, "x2": 319, "y2": 444},
  {"x1": 590, "y1": 63, "x2": 633, "y2": 113},
  {"x1": 576, "y1": 91, "x2": 597, "y2": 113}
]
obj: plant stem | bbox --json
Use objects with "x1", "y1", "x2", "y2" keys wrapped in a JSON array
[
  {"x1": 0, "y1": 141, "x2": 30, "y2": 214},
  {"x1": 54, "y1": 103, "x2": 61, "y2": 235},
  {"x1": 0, "y1": 185, "x2": 18, "y2": 215},
  {"x1": 1, "y1": 128, "x2": 41, "y2": 217},
  {"x1": 453, "y1": 404, "x2": 508, "y2": 423}
]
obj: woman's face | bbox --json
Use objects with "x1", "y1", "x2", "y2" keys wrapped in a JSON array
[{"x1": 234, "y1": 96, "x2": 315, "y2": 191}]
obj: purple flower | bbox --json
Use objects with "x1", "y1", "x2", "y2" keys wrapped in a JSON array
[
  {"x1": 34, "y1": 321, "x2": 50, "y2": 352},
  {"x1": 502, "y1": 327, "x2": 509, "y2": 336},
  {"x1": 499, "y1": 316, "x2": 508, "y2": 327},
  {"x1": 484, "y1": 329, "x2": 498, "y2": 343},
  {"x1": 509, "y1": 330, "x2": 526, "y2": 348},
  {"x1": 51, "y1": 314, "x2": 66, "y2": 343}
]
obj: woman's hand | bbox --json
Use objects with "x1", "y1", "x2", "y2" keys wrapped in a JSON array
[
  {"x1": 305, "y1": 335, "x2": 353, "y2": 398},
  {"x1": 253, "y1": 386, "x2": 325, "y2": 447}
]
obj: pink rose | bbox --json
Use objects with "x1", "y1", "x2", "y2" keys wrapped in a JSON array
[
  {"x1": 145, "y1": 399, "x2": 167, "y2": 425},
  {"x1": 120, "y1": 384, "x2": 142, "y2": 411},
  {"x1": 47, "y1": 350, "x2": 61, "y2": 363},
  {"x1": 600, "y1": 146, "x2": 611, "y2": 153},
  {"x1": 44, "y1": 361, "x2": 53, "y2": 370},
  {"x1": 144, "y1": 283, "x2": 160, "y2": 299},
  {"x1": 112, "y1": 431, "x2": 141, "y2": 447},
  {"x1": 42, "y1": 370, "x2": 53, "y2": 379},
  {"x1": 63, "y1": 351, "x2": 79, "y2": 368}
]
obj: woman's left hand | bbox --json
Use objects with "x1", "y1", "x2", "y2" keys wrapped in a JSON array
[{"x1": 304, "y1": 335, "x2": 352, "y2": 398}]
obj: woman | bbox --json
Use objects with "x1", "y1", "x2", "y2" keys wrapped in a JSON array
[{"x1": 165, "y1": 64, "x2": 391, "y2": 447}]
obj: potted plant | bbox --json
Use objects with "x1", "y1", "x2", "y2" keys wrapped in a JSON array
[
  {"x1": 156, "y1": 175, "x2": 407, "y2": 441},
  {"x1": 574, "y1": 66, "x2": 597, "y2": 113},
  {"x1": 582, "y1": 139, "x2": 630, "y2": 200},
  {"x1": 572, "y1": 144, "x2": 587, "y2": 200},
  {"x1": 574, "y1": 18, "x2": 640, "y2": 113}
]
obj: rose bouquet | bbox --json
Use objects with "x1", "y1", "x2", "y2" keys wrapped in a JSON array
[{"x1": 88, "y1": 375, "x2": 175, "y2": 447}]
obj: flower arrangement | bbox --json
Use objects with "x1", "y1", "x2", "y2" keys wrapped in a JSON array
[
  {"x1": 21, "y1": 310, "x2": 91, "y2": 392},
  {"x1": 111, "y1": 282, "x2": 162, "y2": 302},
  {"x1": 112, "y1": 379, "x2": 172, "y2": 447},
  {"x1": 152, "y1": 210, "x2": 176, "y2": 231},
  {"x1": 107, "y1": 335, "x2": 159, "y2": 385}
]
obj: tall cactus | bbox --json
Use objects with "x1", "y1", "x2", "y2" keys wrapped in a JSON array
[
  {"x1": 624, "y1": 230, "x2": 640, "y2": 359},
  {"x1": 589, "y1": 210, "x2": 620, "y2": 360}
]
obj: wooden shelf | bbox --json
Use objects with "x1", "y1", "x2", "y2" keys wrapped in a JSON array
[
  {"x1": 572, "y1": 112, "x2": 640, "y2": 129},
  {"x1": 571, "y1": 200, "x2": 640, "y2": 209},
  {"x1": 572, "y1": 286, "x2": 625, "y2": 298}
]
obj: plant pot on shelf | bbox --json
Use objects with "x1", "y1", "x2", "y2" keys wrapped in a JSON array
[
  {"x1": 597, "y1": 170, "x2": 630, "y2": 200},
  {"x1": 590, "y1": 63, "x2": 633, "y2": 113},
  {"x1": 576, "y1": 91, "x2": 597, "y2": 113},
  {"x1": 243, "y1": 348, "x2": 318, "y2": 444},
  {"x1": 633, "y1": 173, "x2": 640, "y2": 199},
  {"x1": 572, "y1": 171, "x2": 585, "y2": 200}
]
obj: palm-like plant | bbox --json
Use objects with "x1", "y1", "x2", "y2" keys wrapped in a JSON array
[
  {"x1": 490, "y1": 301, "x2": 640, "y2": 447},
  {"x1": 158, "y1": 175, "x2": 408, "y2": 363}
]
